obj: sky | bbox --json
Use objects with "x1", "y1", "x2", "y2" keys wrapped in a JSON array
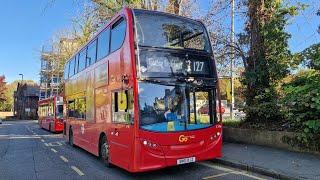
[
  {"x1": 0, "y1": 0, "x2": 83, "y2": 83},
  {"x1": 0, "y1": 0, "x2": 319, "y2": 83}
]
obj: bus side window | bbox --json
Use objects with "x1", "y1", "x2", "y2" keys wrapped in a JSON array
[
  {"x1": 97, "y1": 28, "x2": 110, "y2": 61},
  {"x1": 78, "y1": 49, "x2": 86, "y2": 72},
  {"x1": 69, "y1": 57, "x2": 76, "y2": 77},
  {"x1": 110, "y1": 18, "x2": 126, "y2": 53},
  {"x1": 68, "y1": 100, "x2": 75, "y2": 117},
  {"x1": 87, "y1": 39, "x2": 97, "y2": 66},
  {"x1": 112, "y1": 90, "x2": 134, "y2": 124},
  {"x1": 64, "y1": 61, "x2": 70, "y2": 80},
  {"x1": 75, "y1": 98, "x2": 86, "y2": 120}
]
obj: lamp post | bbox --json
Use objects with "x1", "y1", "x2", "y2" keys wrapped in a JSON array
[
  {"x1": 230, "y1": 0, "x2": 235, "y2": 119},
  {"x1": 19, "y1": 73, "x2": 24, "y2": 83}
]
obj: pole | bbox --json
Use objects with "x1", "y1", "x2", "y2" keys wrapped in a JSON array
[
  {"x1": 19, "y1": 74, "x2": 24, "y2": 83},
  {"x1": 230, "y1": 0, "x2": 235, "y2": 119}
]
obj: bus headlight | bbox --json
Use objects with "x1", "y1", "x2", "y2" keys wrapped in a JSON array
[
  {"x1": 142, "y1": 139, "x2": 157, "y2": 148},
  {"x1": 140, "y1": 139, "x2": 163, "y2": 155},
  {"x1": 210, "y1": 132, "x2": 221, "y2": 141},
  {"x1": 143, "y1": 140, "x2": 148, "y2": 145}
]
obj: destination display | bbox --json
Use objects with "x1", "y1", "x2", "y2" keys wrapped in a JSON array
[{"x1": 138, "y1": 50, "x2": 212, "y2": 77}]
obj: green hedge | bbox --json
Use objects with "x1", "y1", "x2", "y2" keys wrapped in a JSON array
[{"x1": 282, "y1": 70, "x2": 320, "y2": 150}]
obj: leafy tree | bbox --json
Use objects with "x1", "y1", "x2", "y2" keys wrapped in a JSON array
[
  {"x1": 300, "y1": 9, "x2": 320, "y2": 70},
  {"x1": 2, "y1": 80, "x2": 37, "y2": 112},
  {"x1": 0, "y1": 76, "x2": 9, "y2": 111},
  {"x1": 241, "y1": 0, "x2": 303, "y2": 122},
  {"x1": 282, "y1": 70, "x2": 320, "y2": 150},
  {"x1": 301, "y1": 43, "x2": 320, "y2": 70},
  {"x1": 0, "y1": 76, "x2": 6, "y2": 102}
]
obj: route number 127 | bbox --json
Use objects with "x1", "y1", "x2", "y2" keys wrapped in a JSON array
[{"x1": 193, "y1": 61, "x2": 204, "y2": 72}]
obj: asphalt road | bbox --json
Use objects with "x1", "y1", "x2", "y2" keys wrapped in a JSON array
[{"x1": 0, "y1": 120, "x2": 273, "y2": 180}]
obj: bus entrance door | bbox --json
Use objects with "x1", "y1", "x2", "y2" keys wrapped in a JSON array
[
  {"x1": 109, "y1": 124, "x2": 134, "y2": 169},
  {"x1": 109, "y1": 90, "x2": 134, "y2": 169}
]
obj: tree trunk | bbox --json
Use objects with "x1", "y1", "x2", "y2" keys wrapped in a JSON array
[
  {"x1": 246, "y1": 0, "x2": 268, "y2": 103},
  {"x1": 244, "y1": 0, "x2": 281, "y2": 122}
]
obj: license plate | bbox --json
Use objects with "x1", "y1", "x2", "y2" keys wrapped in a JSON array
[{"x1": 177, "y1": 157, "x2": 196, "y2": 165}]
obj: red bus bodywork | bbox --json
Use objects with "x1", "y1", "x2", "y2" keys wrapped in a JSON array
[
  {"x1": 38, "y1": 96, "x2": 64, "y2": 133},
  {"x1": 64, "y1": 8, "x2": 222, "y2": 172}
]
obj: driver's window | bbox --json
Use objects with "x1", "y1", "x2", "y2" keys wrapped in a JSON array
[
  {"x1": 189, "y1": 91, "x2": 210, "y2": 124},
  {"x1": 195, "y1": 92, "x2": 210, "y2": 124}
]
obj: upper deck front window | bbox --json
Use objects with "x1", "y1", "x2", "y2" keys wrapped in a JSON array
[{"x1": 133, "y1": 10, "x2": 211, "y2": 53}]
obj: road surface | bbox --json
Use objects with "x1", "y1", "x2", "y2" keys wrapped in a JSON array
[{"x1": 0, "y1": 120, "x2": 273, "y2": 180}]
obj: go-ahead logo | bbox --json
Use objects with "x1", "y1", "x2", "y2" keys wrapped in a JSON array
[{"x1": 178, "y1": 135, "x2": 195, "y2": 142}]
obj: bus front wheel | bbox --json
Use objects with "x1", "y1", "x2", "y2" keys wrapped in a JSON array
[{"x1": 100, "y1": 136, "x2": 112, "y2": 167}]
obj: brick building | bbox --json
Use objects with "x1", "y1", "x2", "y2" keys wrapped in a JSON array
[{"x1": 13, "y1": 83, "x2": 39, "y2": 119}]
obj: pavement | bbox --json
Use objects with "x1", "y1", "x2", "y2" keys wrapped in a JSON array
[
  {"x1": 0, "y1": 120, "x2": 271, "y2": 180},
  {"x1": 217, "y1": 142, "x2": 320, "y2": 180}
]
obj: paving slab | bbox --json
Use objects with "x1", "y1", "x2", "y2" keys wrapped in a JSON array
[{"x1": 218, "y1": 142, "x2": 320, "y2": 180}]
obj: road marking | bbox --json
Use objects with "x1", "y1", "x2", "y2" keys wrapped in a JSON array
[
  {"x1": 0, "y1": 136, "x2": 41, "y2": 140},
  {"x1": 202, "y1": 172, "x2": 233, "y2": 179},
  {"x1": 51, "y1": 148, "x2": 58, "y2": 153},
  {"x1": 47, "y1": 141, "x2": 63, "y2": 147},
  {"x1": 44, "y1": 143, "x2": 49, "y2": 146},
  {"x1": 0, "y1": 134, "x2": 60, "y2": 138},
  {"x1": 198, "y1": 162, "x2": 266, "y2": 180},
  {"x1": 198, "y1": 162, "x2": 234, "y2": 172},
  {"x1": 60, "y1": 156, "x2": 69, "y2": 163},
  {"x1": 231, "y1": 171, "x2": 266, "y2": 180},
  {"x1": 41, "y1": 139, "x2": 45, "y2": 142},
  {"x1": 71, "y1": 166, "x2": 85, "y2": 176}
]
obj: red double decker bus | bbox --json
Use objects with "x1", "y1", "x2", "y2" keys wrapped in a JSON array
[
  {"x1": 38, "y1": 96, "x2": 64, "y2": 133},
  {"x1": 63, "y1": 8, "x2": 223, "y2": 172}
]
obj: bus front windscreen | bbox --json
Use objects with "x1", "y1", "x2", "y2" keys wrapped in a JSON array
[
  {"x1": 56, "y1": 104, "x2": 63, "y2": 119},
  {"x1": 138, "y1": 82, "x2": 215, "y2": 132},
  {"x1": 133, "y1": 10, "x2": 211, "y2": 53}
]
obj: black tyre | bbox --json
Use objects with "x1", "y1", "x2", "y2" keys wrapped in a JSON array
[
  {"x1": 99, "y1": 136, "x2": 112, "y2": 167},
  {"x1": 49, "y1": 123, "x2": 52, "y2": 132},
  {"x1": 69, "y1": 128, "x2": 74, "y2": 147}
]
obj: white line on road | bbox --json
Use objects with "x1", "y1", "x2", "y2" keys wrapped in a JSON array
[
  {"x1": 198, "y1": 162, "x2": 266, "y2": 180},
  {"x1": 202, "y1": 172, "x2": 232, "y2": 179},
  {"x1": 71, "y1": 166, "x2": 85, "y2": 176},
  {"x1": 41, "y1": 139, "x2": 45, "y2": 142},
  {"x1": 60, "y1": 156, "x2": 69, "y2": 163},
  {"x1": 44, "y1": 143, "x2": 49, "y2": 146},
  {"x1": 51, "y1": 148, "x2": 58, "y2": 153},
  {"x1": 0, "y1": 134, "x2": 60, "y2": 138},
  {"x1": 198, "y1": 162, "x2": 234, "y2": 172},
  {"x1": 232, "y1": 171, "x2": 266, "y2": 180}
]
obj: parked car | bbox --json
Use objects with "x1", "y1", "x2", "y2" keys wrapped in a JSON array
[{"x1": 198, "y1": 102, "x2": 226, "y2": 114}]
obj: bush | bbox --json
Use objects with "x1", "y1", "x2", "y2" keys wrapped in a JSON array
[{"x1": 282, "y1": 70, "x2": 320, "y2": 150}]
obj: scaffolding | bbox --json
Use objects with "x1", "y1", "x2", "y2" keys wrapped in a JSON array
[
  {"x1": 39, "y1": 46, "x2": 63, "y2": 100},
  {"x1": 39, "y1": 38, "x2": 79, "y2": 100}
]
